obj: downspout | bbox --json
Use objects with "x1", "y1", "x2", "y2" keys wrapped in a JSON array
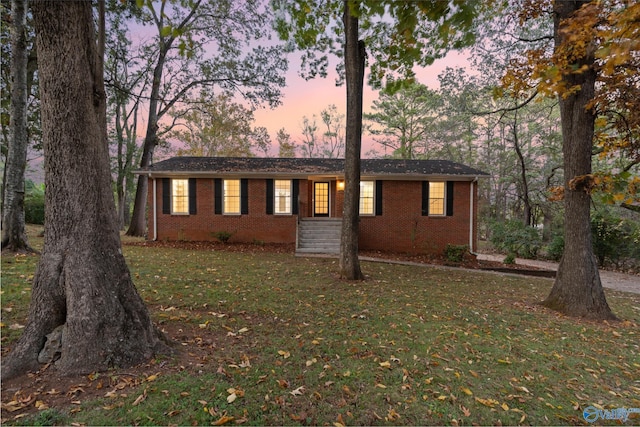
[
  {"x1": 151, "y1": 175, "x2": 157, "y2": 241},
  {"x1": 469, "y1": 177, "x2": 478, "y2": 255},
  {"x1": 295, "y1": 194, "x2": 300, "y2": 250}
]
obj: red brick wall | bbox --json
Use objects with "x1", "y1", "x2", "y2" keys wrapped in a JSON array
[
  {"x1": 148, "y1": 178, "x2": 306, "y2": 244},
  {"x1": 358, "y1": 180, "x2": 477, "y2": 254},
  {"x1": 147, "y1": 177, "x2": 478, "y2": 255}
]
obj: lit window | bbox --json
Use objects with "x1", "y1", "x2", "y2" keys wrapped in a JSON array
[
  {"x1": 360, "y1": 181, "x2": 374, "y2": 215},
  {"x1": 274, "y1": 180, "x2": 291, "y2": 214},
  {"x1": 224, "y1": 179, "x2": 240, "y2": 214},
  {"x1": 429, "y1": 182, "x2": 445, "y2": 215},
  {"x1": 172, "y1": 179, "x2": 189, "y2": 214}
]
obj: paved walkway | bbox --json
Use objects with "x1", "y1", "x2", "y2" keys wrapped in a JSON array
[{"x1": 476, "y1": 253, "x2": 640, "y2": 295}]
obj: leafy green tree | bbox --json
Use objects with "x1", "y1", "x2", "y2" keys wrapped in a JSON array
[
  {"x1": 23, "y1": 180, "x2": 44, "y2": 225},
  {"x1": 365, "y1": 83, "x2": 443, "y2": 159},
  {"x1": 276, "y1": 127, "x2": 296, "y2": 158},
  {"x1": 170, "y1": 93, "x2": 271, "y2": 157},
  {"x1": 126, "y1": 0, "x2": 288, "y2": 236},
  {"x1": 274, "y1": 0, "x2": 480, "y2": 279}
]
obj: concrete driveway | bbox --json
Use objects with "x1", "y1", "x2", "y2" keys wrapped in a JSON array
[{"x1": 476, "y1": 253, "x2": 640, "y2": 295}]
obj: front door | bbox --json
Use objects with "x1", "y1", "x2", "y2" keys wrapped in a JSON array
[{"x1": 314, "y1": 182, "x2": 329, "y2": 217}]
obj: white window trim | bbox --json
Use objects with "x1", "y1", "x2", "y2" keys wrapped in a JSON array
[
  {"x1": 223, "y1": 179, "x2": 241, "y2": 215},
  {"x1": 359, "y1": 180, "x2": 375, "y2": 216},
  {"x1": 429, "y1": 181, "x2": 446, "y2": 216},
  {"x1": 171, "y1": 178, "x2": 189, "y2": 215},
  {"x1": 274, "y1": 179, "x2": 292, "y2": 215}
]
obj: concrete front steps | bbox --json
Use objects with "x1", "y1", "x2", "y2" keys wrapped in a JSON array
[{"x1": 296, "y1": 218, "x2": 341, "y2": 254}]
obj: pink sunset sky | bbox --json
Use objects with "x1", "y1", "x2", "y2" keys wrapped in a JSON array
[{"x1": 252, "y1": 50, "x2": 471, "y2": 157}]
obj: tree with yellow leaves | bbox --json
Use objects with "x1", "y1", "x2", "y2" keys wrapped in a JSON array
[{"x1": 505, "y1": 0, "x2": 639, "y2": 320}]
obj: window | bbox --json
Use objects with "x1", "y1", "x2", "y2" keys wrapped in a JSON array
[
  {"x1": 429, "y1": 182, "x2": 445, "y2": 216},
  {"x1": 224, "y1": 179, "x2": 241, "y2": 214},
  {"x1": 359, "y1": 181, "x2": 374, "y2": 215},
  {"x1": 171, "y1": 179, "x2": 189, "y2": 214},
  {"x1": 274, "y1": 180, "x2": 291, "y2": 214}
]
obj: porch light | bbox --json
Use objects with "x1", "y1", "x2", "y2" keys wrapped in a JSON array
[{"x1": 337, "y1": 180, "x2": 345, "y2": 191}]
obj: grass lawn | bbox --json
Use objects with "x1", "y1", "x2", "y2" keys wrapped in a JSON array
[{"x1": 1, "y1": 226, "x2": 639, "y2": 426}]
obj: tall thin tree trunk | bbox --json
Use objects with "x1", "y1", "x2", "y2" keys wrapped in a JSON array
[
  {"x1": 511, "y1": 110, "x2": 532, "y2": 226},
  {"x1": 2, "y1": 0, "x2": 33, "y2": 253},
  {"x1": 2, "y1": 1, "x2": 170, "y2": 380},
  {"x1": 339, "y1": 0, "x2": 364, "y2": 280},
  {"x1": 126, "y1": 50, "x2": 165, "y2": 237},
  {"x1": 541, "y1": 0, "x2": 616, "y2": 320}
]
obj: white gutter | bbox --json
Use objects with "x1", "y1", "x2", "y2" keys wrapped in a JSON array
[
  {"x1": 152, "y1": 175, "x2": 157, "y2": 241},
  {"x1": 469, "y1": 177, "x2": 477, "y2": 254}
]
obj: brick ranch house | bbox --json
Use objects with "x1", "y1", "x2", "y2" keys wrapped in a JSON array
[{"x1": 139, "y1": 157, "x2": 488, "y2": 255}]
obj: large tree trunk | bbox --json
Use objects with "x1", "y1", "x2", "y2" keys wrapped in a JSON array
[
  {"x1": 1, "y1": 0, "x2": 33, "y2": 253},
  {"x1": 2, "y1": 1, "x2": 170, "y2": 380},
  {"x1": 541, "y1": 0, "x2": 616, "y2": 320},
  {"x1": 339, "y1": 1, "x2": 364, "y2": 280}
]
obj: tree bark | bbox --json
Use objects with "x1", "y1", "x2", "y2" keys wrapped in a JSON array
[
  {"x1": 1, "y1": 0, "x2": 33, "y2": 253},
  {"x1": 2, "y1": 1, "x2": 171, "y2": 380},
  {"x1": 339, "y1": 1, "x2": 364, "y2": 280},
  {"x1": 541, "y1": 0, "x2": 616, "y2": 320},
  {"x1": 511, "y1": 110, "x2": 532, "y2": 226}
]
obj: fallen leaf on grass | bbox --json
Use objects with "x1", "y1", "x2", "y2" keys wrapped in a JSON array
[
  {"x1": 278, "y1": 350, "x2": 290, "y2": 359},
  {"x1": 227, "y1": 387, "x2": 244, "y2": 403},
  {"x1": 132, "y1": 389, "x2": 147, "y2": 406},
  {"x1": 35, "y1": 400, "x2": 49, "y2": 410},
  {"x1": 212, "y1": 415, "x2": 235, "y2": 426},
  {"x1": 1, "y1": 401, "x2": 28, "y2": 412},
  {"x1": 146, "y1": 373, "x2": 160, "y2": 382},
  {"x1": 460, "y1": 387, "x2": 473, "y2": 396},
  {"x1": 475, "y1": 397, "x2": 499, "y2": 407},
  {"x1": 512, "y1": 384, "x2": 530, "y2": 394},
  {"x1": 277, "y1": 379, "x2": 290, "y2": 389},
  {"x1": 290, "y1": 386, "x2": 305, "y2": 396},
  {"x1": 385, "y1": 408, "x2": 401, "y2": 421}
]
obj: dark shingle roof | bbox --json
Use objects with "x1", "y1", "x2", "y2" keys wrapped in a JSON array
[{"x1": 140, "y1": 157, "x2": 488, "y2": 179}]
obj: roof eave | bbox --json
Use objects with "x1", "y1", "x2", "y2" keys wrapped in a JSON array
[{"x1": 135, "y1": 169, "x2": 488, "y2": 181}]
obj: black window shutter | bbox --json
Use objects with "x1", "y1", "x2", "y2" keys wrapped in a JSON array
[
  {"x1": 266, "y1": 179, "x2": 274, "y2": 214},
  {"x1": 188, "y1": 178, "x2": 197, "y2": 214},
  {"x1": 214, "y1": 178, "x2": 222, "y2": 214},
  {"x1": 421, "y1": 181, "x2": 429, "y2": 216},
  {"x1": 241, "y1": 179, "x2": 249, "y2": 214},
  {"x1": 375, "y1": 180, "x2": 383, "y2": 216},
  {"x1": 162, "y1": 178, "x2": 170, "y2": 214},
  {"x1": 292, "y1": 179, "x2": 299, "y2": 214},
  {"x1": 446, "y1": 181, "x2": 454, "y2": 216}
]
